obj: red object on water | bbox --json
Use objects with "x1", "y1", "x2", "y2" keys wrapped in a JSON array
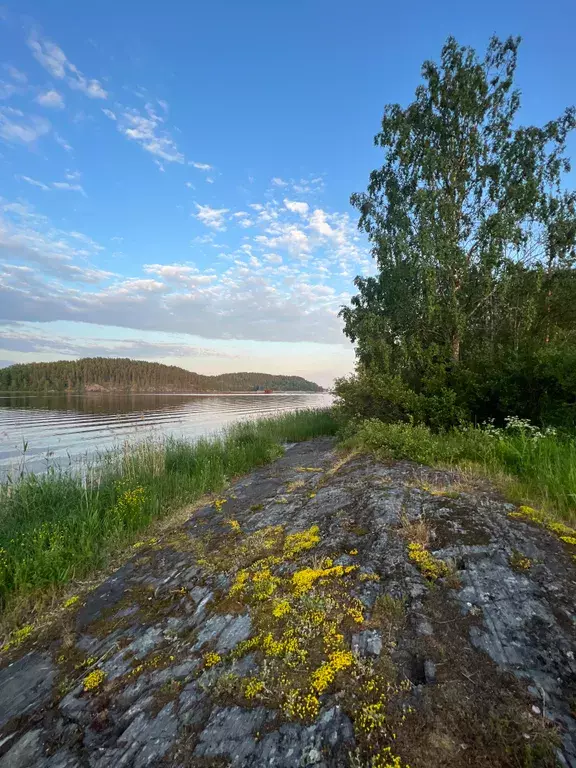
[{"x1": 264, "y1": 389, "x2": 273, "y2": 394}]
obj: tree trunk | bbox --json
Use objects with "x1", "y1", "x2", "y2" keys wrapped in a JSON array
[{"x1": 451, "y1": 332, "x2": 460, "y2": 362}]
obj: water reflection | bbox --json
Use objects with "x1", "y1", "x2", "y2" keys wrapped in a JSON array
[{"x1": 0, "y1": 392, "x2": 334, "y2": 474}]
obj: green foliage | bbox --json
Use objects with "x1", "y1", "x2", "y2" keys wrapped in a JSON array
[
  {"x1": 347, "y1": 418, "x2": 576, "y2": 523},
  {"x1": 340, "y1": 35, "x2": 576, "y2": 429},
  {"x1": 0, "y1": 358, "x2": 322, "y2": 393},
  {"x1": 347, "y1": 419, "x2": 439, "y2": 464},
  {"x1": 0, "y1": 409, "x2": 336, "y2": 606},
  {"x1": 334, "y1": 370, "x2": 467, "y2": 430}
]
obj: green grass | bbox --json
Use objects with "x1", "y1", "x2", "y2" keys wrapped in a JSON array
[
  {"x1": 346, "y1": 418, "x2": 576, "y2": 524},
  {"x1": 0, "y1": 409, "x2": 337, "y2": 608}
]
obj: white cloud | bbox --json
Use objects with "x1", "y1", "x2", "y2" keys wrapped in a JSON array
[
  {"x1": 117, "y1": 104, "x2": 184, "y2": 164},
  {"x1": 28, "y1": 32, "x2": 107, "y2": 99},
  {"x1": 144, "y1": 263, "x2": 198, "y2": 280},
  {"x1": 185, "y1": 181, "x2": 195, "y2": 189},
  {"x1": 191, "y1": 161, "x2": 212, "y2": 171},
  {"x1": 264, "y1": 253, "x2": 282, "y2": 264},
  {"x1": 112, "y1": 278, "x2": 165, "y2": 293},
  {"x1": 17, "y1": 175, "x2": 50, "y2": 191},
  {"x1": 52, "y1": 181, "x2": 86, "y2": 196},
  {"x1": 5, "y1": 65, "x2": 27, "y2": 84},
  {"x1": 65, "y1": 170, "x2": 81, "y2": 181},
  {"x1": 255, "y1": 223, "x2": 310, "y2": 258},
  {"x1": 194, "y1": 203, "x2": 229, "y2": 231},
  {"x1": 35, "y1": 89, "x2": 65, "y2": 109},
  {"x1": 0, "y1": 107, "x2": 51, "y2": 144},
  {"x1": 0, "y1": 327, "x2": 234, "y2": 360},
  {"x1": 0, "y1": 200, "x2": 109, "y2": 284},
  {"x1": 0, "y1": 81, "x2": 17, "y2": 100},
  {"x1": 292, "y1": 176, "x2": 324, "y2": 194},
  {"x1": 272, "y1": 177, "x2": 288, "y2": 187},
  {"x1": 308, "y1": 208, "x2": 334, "y2": 237},
  {"x1": 284, "y1": 199, "x2": 309, "y2": 216},
  {"x1": 54, "y1": 132, "x2": 73, "y2": 152},
  {"x1": 102, "y1": 108, "x2": 117, "y2": 120}
]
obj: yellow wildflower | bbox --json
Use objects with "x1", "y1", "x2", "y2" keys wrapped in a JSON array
[
  {"x1": 83, "y1": 669, "x2": 106, "y2": 692},
  {"x1": 203, "y1": 651, "x2": 222, "y2": 668},
  {"x1": 282, "y1": 689, "x2": 320, "y2": 720},
  {"x1": 272, "y1": 600, "x2": 291, "y2": 618},
  {"x1": 283, "y1": 525, "x2": 320, "y2": 558},
  {"x1": 244, "y1": 678, "x2": 265, "y2": 699},
  {"x1": 407, "y1": 542, "x2": 449, "y2": 580}
]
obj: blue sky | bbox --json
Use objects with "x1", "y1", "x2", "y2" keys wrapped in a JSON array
[{"x1": 0, "y1": 0, "x2": 574, "y2": 387}]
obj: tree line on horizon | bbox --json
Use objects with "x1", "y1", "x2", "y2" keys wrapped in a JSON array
[
  {"x1": 0, "y1": 358, "x2": 322, "y2": 393},
  {"x1": 336, "y1": 35, "x2": 576, "y2": 429}
]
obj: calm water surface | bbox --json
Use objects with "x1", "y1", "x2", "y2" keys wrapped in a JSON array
[{"x1": 0, "y1": 392, "x2": 334, "y2": 474}]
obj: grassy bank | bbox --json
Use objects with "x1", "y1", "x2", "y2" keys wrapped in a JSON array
[
  {"x1": 344, "y1": 417, "x2": 576, "y2": 524},
  {"x1": 0, "y1": 409, "x2": 336, "y2": 609}
]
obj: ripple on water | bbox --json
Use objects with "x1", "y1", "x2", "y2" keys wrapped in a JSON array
[{"x1": 0, "y1": 392, "x2": 334, "y2": 474}]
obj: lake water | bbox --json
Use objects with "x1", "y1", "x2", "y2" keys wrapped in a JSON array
[{"x1": 0, "y1": 392, "x2": 334, "y2": 475}]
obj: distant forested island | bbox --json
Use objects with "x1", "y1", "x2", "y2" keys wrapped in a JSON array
[{"x1": 0, "y1": 358, "x2": 322, "y2": 393}]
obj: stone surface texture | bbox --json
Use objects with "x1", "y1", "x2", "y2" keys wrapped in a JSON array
[{"x1": 0, "y1": 438, "x2": 575, "y2": 767}]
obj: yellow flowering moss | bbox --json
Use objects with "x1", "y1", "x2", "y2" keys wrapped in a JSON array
[
  {"x1": 407, "y1": 542, "x2": 449, "y2": 580},
  {"x1": 310, "y1": 650, "x2": 354, "y2": 693},
  {"x1": 356, "y1": 701, "x2": 388, "y2": 733},
  {"x1": 214, "y1": 498, "x2": 227, "y2": 512},
  {"x1": 510, "y1": 506, "x2": 576, "y2": 543},
  {"x1": 292, "y1": 564, "x2": 357, "y2": 596},
  {"x1": 371, "y1": 747, "x2": 410, "y2": 768},
  {"x1": 282, "y1": 689, "x2": 320, "y2": 720},
  {"x1": 360, "y1": 572, "x2": 380, "y2": 582},
  {"x1": 231, "y1": 634, "x2": 262, "y2": 659},
  {"x1": 244, "y1": 677, "x2": 265, "y2": 699},
  {"x1": 561, "y1": 536, "x2": 576, "y2": 545},
  {"x1": 349, "y1": 549, "x2": 359, "y2": 555},
  {"x1": 509, "y1": 550, "x2": 532, "y2": 571},
  {"x1": 229, "y1": 569, "x2": 250, "y2": 596},
  {"x1": 252, "y1": 568, "x2": 281, "y2": 601},
  {"x1": 63, "y1": 595, "x2": 80, "y2": 609},
  {"x1": 283, "y1": 525, "x2": 320, "y2": 559},
  {"x1": 203, "y1": 651, "x2": 222, "y2": 668},
  {"x1": 261, "y1": 631, "x2": 307, "y2": 665},
  {"x1": 310, "y1": 663, "x2": 336, "y2": 694},
  {"x1": 83, "y1": 669, "x2": 106, "y2": 692},
  {"x1": 227, "y1": 519, "x2": 241, "y2": 533},
  {"x1": 2, "y1": 623, "x2": 33, "y2": 652},
  {"x1": 198, "y1": 520, "x2": 412, "y2": 764},
  {"x1": 302, "y1": 609, "x2": 326, "y2": 627},
  {"x1": 328, "y1": 649, "x2": 354, "y2": 671},
  {"x1": 272, "y1": 599, "x2": 291, "y2": 618},
  {"x1": 347, "y1": 604, "x2": 365, "y2": 624}
]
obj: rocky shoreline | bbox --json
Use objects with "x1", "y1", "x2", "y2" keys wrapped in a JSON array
[{"x1": 0, "y1": 438, "x2": 575, "y2": 767}]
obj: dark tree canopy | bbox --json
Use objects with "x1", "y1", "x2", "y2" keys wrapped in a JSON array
[
  {"x1": 338, "y1": 36, "x2": 576, "y2": 428},
  {"x1": 0, "y1": 358, "x2": 322, "y2": 393}
]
